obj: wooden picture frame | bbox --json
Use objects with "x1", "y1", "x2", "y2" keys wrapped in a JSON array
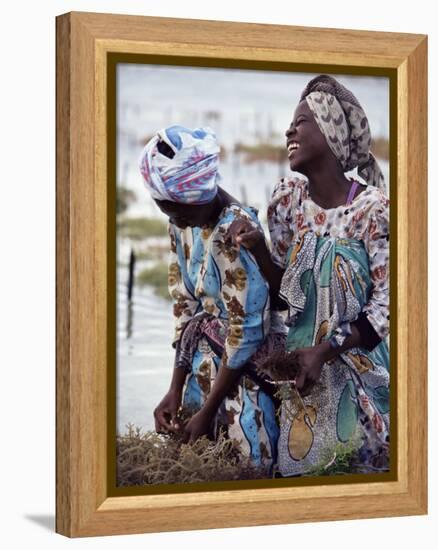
[{"x1": 56, "y1": 11, "x2": 428, "y2": 537}]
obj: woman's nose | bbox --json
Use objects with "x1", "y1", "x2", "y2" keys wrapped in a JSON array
[{"x1": 285, "y1": 125, "x2": 295, "y2": 138}]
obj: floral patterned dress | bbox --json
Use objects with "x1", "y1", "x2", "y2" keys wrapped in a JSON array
[
  {"x1": 168, "y1": 204, "x2": 281, "y2": 473},
  {"x1": 268, "y1": 176, "x2": 390, "y2": 476}
]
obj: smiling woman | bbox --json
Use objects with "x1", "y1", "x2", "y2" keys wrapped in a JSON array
[
  {"x1": 286, "y1": 102, "x2": 333, "y2": 181},
  {"x1": 228, "y1": 74, "x2": 390, "y2": 477}
]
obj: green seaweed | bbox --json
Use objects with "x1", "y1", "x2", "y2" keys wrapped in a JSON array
[
  {"x1": 136, "y1": 262, "x2": 170, "y2": 300},
  {"x1": 118, "y1": 217, "x2": 168, "y2": 240}
]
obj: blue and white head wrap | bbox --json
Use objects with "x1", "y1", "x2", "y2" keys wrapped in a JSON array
[{"x1": 139, "y1": 125, "x2": 221, "y2": 204}]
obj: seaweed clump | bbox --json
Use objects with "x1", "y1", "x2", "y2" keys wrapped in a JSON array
[
  {"x1": 256, "y1": 349, "x2": 301, "y2": 383},
  {"x1": 116, "y1": 420, "x2": 268, "y2": 487},
  {"x1": 255, "y1": 350, "x2": 305, "y2": 422}
]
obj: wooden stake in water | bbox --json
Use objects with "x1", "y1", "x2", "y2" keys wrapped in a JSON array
[{"x1": 127, "y1": 248, "x2": 136, "y2": 302}]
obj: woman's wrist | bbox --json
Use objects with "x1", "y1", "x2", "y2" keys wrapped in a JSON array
[
  {"x1": 200, "y1": 365, "x2": 242, "y2": 419},
  {"x1": 169, "y1": 384, "x2": 183, "y2": 395},
  {"x1": 250, "y1": 237, "x2": 268, "y2": 257},
  {"x1": 199, "y1": 401, "x2": 218, "y2": 419},
  {"x1": 319, "y1": 324, "x2": 364, "y2": 363},
  {"x1": 317, "y1": 340, "x2": 338, "y2": 363},
  {"x1": 169, "y1": 367, "x2": 186, "y2": 394}
]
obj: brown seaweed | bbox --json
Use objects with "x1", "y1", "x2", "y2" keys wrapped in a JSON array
[{"x1": 116, "y1": 413, "x2": 268, "y2": 487}]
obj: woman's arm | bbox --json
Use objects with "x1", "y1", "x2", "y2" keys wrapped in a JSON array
[
  {"x1": 227, "y1": 219, "x2": 285, "y2": 304},
  {"x1": 154, "y1": 225, "x2": 200, "y2": 433},
  {"x1": 227, "y1": 179, "x2": 297, "y2": 304},
  {"x1": 181, "y1": 366, "x2": 242, "y2": 443},
  {"x1": 182, "y1": 214, "x2": 271, "y2": 442},
  {"x1": 153, "y1": 367, "x2": 187, "y2": 433},
  {"x1": 327, "y1": 196, "x2": 389, "y2": 355},
  {"x1": 360, "y1": 197, "x2": 390, "y2": 343},
  {"x1": 293, "y1": 324, "x2": 364, "y2": 395}
]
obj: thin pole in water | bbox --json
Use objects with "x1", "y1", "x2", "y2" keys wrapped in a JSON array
[{"x1": 127, "y1": 248, "x2": 136, "y2": 302}]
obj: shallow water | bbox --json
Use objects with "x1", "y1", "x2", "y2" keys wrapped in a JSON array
[{"x1": 116, "y1": 265, "x2": 174, "y2": 434}]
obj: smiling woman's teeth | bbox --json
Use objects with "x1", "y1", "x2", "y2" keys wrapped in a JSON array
[{"x1": 288, "y1": 143, "x2": 299, "y2": 156}]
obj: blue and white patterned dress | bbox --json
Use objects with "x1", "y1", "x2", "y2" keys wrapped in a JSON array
[{"x1": 168, "y1": 204, "x2": 281, "y2": 473}]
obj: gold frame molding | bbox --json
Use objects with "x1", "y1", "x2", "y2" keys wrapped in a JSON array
[{"x1": 56, "y1": 11, "x2": 428, "y2": 537}]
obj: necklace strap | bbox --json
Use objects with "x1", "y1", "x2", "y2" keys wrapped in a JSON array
[{"x1": 346, "y1": 179, "x2": 359, "y2": 206}]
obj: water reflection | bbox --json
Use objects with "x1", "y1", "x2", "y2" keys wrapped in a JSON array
[
  {"x1": 117, "y1": 264, "x2": 174, "y2": 435},
  {"x1": 126, "y1": 298, "x2": 134, "y2": 342}
]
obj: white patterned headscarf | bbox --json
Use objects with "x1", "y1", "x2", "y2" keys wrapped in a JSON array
[
  {"x1": 301, "y1": 75, "x2": 385, "y2": 192},
  {"x1": 139, "y1": 125, "x2": 220, "y2": 204}
]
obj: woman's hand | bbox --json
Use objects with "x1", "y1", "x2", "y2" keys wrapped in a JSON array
[
  {"x1": 226, "y1": 218, "x2": 263, "y2": 250},
  {"x1": 153, "y1": 389, "x2": 182, "y2": 433},
  {"x1": 181, "y1": 409, "x2": 214, "y2": 444},
  {"x1": 293, "y1": 345, "x2": 327, "y2": 396}
]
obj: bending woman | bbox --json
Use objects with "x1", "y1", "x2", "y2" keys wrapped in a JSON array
[
  {"x1": 139, "y1": 125, "x2": 283, "y2": 475},
  {"x1": 229, "y1": 75, "x2": 390, "y2": 476}
]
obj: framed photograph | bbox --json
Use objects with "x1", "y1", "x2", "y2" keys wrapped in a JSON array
[{"x1": 56, "y1": 11, "x2": 428, "y2": 537}]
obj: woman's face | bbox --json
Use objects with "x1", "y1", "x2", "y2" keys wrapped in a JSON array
[
  {"x1": 155, "y1": 199, "x2": 214, "y2": 229},
  {"x1": 285, "y1": 100, "x2": 331, "y2": 173}
]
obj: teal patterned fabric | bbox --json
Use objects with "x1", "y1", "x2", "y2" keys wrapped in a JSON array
[{"x1": 277, "y1": 231, "x2": 390, "y2": 476}]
